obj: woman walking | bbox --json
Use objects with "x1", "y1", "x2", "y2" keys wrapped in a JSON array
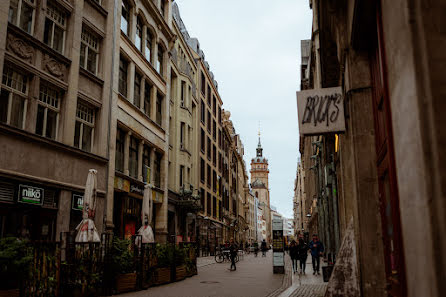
[
  {"x1": 297, "y1": 237, "x2": 309, "y2": 274},
  {"x1": 289, "y1": 240, "x2": 298, "y2": 274}
]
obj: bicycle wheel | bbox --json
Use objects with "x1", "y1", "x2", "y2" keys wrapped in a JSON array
[{"x1": 215, "y1": 253, "x2": 224, "y2": 263}]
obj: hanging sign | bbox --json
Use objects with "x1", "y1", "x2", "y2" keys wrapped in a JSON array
[
  {"x1": 297, "y1": 87, "x2": 345, "y2": 135},
  {"x1": 18, "y1": 185, "x2": 44, "y2": 205},
  {"x1": 72, "y1": 194, "x2": 84, "y2": 211}
]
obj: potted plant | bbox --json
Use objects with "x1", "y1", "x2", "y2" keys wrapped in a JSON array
[
  {"x1": 0, "y1": 237, "x2": 33, "y2": 297},
  {"x1": 174, "y1": 245, "x2": 187, "y2": 281},
  {"x1": 110, "y1": 238, "x2": 137, "y2": 293},
  {"x1": 153, "y1": 244, "x2": 172, "y2": 285}
]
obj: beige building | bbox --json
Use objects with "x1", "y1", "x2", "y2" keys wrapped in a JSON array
[
  {"x1": 106, "y1": 0, "x2": 174, "y2": 242},
  {"x1": 298, "y1": 0, "x2": 446, "y2": 296},
  {"x1": 0, "y1": 0, "x2": 115, "y2": 240}
]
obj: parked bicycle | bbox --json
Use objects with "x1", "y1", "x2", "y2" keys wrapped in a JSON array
[{"x1": 215, "y1": 249, "x2": 239, "y2": 263}]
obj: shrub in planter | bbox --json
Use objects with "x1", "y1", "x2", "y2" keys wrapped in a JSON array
[
  {"x1": 0, "y1": 237, "x2": 33, "y2": 291},
  {"x1": 110, "y1": 238, "x2": 136, "y2": 293}
]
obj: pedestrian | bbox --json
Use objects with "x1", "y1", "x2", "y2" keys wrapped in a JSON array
[
  {"x1": 229, "y1": 238, "x2": 237, "y2": 271},
  {"x1": 308, "y1": 234, "x2": 324, "y2": 275},
  {"x1": 254, "y1": 242, "x2": 259, "y2": 257},
  {"x1": 289, "y1": 240, "x2": 298, "y2": 274},
  {"x1": 261, "y1": 239, "x2": 267, "y2": 257},
  {"x1": 297, "y1": 237, "x2": 308, "y2": 274}
]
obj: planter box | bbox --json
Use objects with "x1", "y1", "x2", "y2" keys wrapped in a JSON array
[
  {"x1": 175, "y1": 265, "x2": 187, "y2": 281},
  {"x1": 154, "y1": 267, "x2": 171, "y2": 285},
  {"x1": 116, "y1": 272, "x2": 137, "y2": 294},
  {"x1": 0, "y1": 289, "x2": 19, "y2": 297}
]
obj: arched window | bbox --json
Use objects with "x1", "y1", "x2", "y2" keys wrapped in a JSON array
[
  {"x1": 157, "y1": 44, "x2": 164, "y2": 76},
  {"x1": 135, "y1": 16, "x2": 142, "y2": 51},
  {"x1": 121, "y1": 0, "x2": 130, "y2": 36}
]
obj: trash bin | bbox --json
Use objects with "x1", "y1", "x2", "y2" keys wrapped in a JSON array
[{"x1": 322, "y1": 265, "x2": 334, "y2": 282}]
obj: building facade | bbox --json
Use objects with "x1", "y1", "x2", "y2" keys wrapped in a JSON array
[
  {"x1": 0, "y1": 0, "x2": 114, "y2": 240},
  {"x1": 298, "y1": 0, "x2": 446, "y2": 296}
]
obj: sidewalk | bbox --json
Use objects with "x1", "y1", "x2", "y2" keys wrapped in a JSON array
[
  {"x1": 197, "y1": 255, "x2": 217, "y2": 268},
  {"x1": 279, "y1": 255, "x2": 327, "y2": 297}
]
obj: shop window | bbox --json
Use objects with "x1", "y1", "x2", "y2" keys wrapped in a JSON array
[
  {"x1": 144, "y1": 81, "x2": 152, "y2": 117},
  {"x1": 0, "y1": 66, "x2": 28, "y2": 129},
  {"x1": 134, "y1": 72, "x2": 141, "y2": 108},
  {"x1": 129, "y1": 136, "x2": 139, "y2": 178},
  {"x1": 8, "y1": 0, "x2": 35, "y2": 34},
  {"x1": 156, "y1": 45, "x2": 164, "y2": 76},
  {"x1": 80, "y1": 26, "x2": 99, "y2": 75},
  {"x1": 121, "y1": 0, "x2": 130, "y2": 36},
  {"x1": 115, "y1": 128, "x2": 125, "y2": 172},
  {"x1": 44, "y1": 2, "x2": 67, "y2": 54},
  {"x1": 74, "y1": 101, "x2": 95, "y2": 152},
  {"x1": 36, "y1": 82, "x2": 62, "y2": 140},
  {"x1": 156, "y1": 93, "x2": 163, "y2": 126},
  {"x1": 119, "y1": 56, "x2": 128, "y2": 97},
  {"x1": 135, "y1": 16, "x2": 143, "y2": 51},
  {"x1": 142, "y1": 144, "x2": 151, "y2": 183},
  {"x1": 145, "y1": 29, "x2": 153, "y2": 63}
]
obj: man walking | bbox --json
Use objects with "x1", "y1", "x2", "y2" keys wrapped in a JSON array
[
  {"x1": 229, "y1": 238, "x2": 237, "y2": 271},
  {"x1": 261, "y1": 239, "x2": 267, "y2": 257},
  {"x1": 308, "y1": 234, "x2": 324, "y2": 275}
]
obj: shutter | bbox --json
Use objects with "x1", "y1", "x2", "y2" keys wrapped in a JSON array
[{"x1": 0, "y1": 182, "x2": 14, "y2": 202}]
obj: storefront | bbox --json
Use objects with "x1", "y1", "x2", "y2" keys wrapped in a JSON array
[{"x1": 0, "y1": 178, "x2": 58, "y2": 241}]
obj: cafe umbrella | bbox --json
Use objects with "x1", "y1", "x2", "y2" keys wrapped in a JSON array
[
  {"x1": 75, "y1": 169, "x2": 100, "y2": 242},
  {"x1": 137, "y1": 184, "x2": 155, "y2": 243}
]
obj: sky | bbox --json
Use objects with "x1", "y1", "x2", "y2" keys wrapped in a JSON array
[{"x1": 175, "y1": 0, "x2": 313, "y2": 218}]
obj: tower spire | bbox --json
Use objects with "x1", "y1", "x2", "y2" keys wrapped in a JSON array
[{"x1": 258, "y1": 122, "x2": 262, "y2": 148}]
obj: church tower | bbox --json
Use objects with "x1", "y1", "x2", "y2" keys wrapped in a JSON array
[{"x1": 250, "y1": 132, "x2": 271, "y2": 242}]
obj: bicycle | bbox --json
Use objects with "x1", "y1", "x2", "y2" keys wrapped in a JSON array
[{"x1": 215, "y1": 249, "x2": 239, "y2": 263}]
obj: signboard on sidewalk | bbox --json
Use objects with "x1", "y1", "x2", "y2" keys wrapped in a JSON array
[
  {"x1": 297, "y1": 87, "x2": 345, "y2": 135},
  {"x1": 272, "y1": 219, "x2": 284, "y2": 274}
]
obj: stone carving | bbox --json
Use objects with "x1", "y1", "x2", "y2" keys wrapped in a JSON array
[
  {"x1": 7, "y1": 35, "x2": 34, "y2": 62},
  {"x1": 43, "y1": 54, "x2": 66, "y2": 81},
  {"x1": 325, "y1": 218, "x2": 360, "y2": 297}
]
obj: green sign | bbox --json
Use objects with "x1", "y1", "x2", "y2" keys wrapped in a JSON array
[
  {"x1": 18, "y1": 185, "x2": 44, "y2": 205},
  {"x1": 72, "y1": 194, "x2": 84, "y2": 211}
]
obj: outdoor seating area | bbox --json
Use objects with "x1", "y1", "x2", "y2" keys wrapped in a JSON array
[{"x1": 0, "y1": 233, "x2": 198, "y2": 297}]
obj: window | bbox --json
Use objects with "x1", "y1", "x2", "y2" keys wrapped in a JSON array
[
  {"x1": 154, "y1": 153, "x2": 161, "y2": 188},
  {"x1": 213, "y1": 120, "x2": 216, "y2": 139},
  {"x1": 201, "y1": 72, "x2": 205, "y2": 95},
  {"x1": 9, "y1": 0, "x2": 35, "y2": 34},
  {"x1": 212, "y1": 196, "x2": 216, "y2": 217},
  {"x1": 134, "y1": 72, "x2": 141, "y2": 107},
  {"x1": 207, "y1": 193, "x2": 211, "y2": 216},
  {"x1": 135, "y1": 16, "x2": 142, "y2": 51},
  {"x1": 119, "y1": 56, "x2": 128, "y2": 96},
  {"x1": 129, "y1": 136, "x2": 138, "y2": 178},
  {"x1": 200, "y1": 188, "x2": 205, "y2": 210},
  {"x1": 80, "y1": 27, "x2": 99, "y2": 75},
  {"x1": 142, "y1": 144, "x2": 150, "y2": 183},
  {"x1": 44, "y1": 2, "x2": 67, "y2": 54},
  {"x1": 121, "y1": 0, "x2": 130, "y2": 36},
  {"x1": 207, "y1": 111, "x2": 211, "y2": 131},
  {"x1": 180, "y1": 122, "x2": 185, "y2": 149},
  {"x1": 218, "y1": 129, "x2": 221, "y2": 148},
  {"x1": 145, "y1": 29, "x2": 153, "y2": 63},
  {"x1": 207, "y1": 137, "x2": 211, "y2": 159},
  {"x1": 201, "y1": 128, "x2": 205, "y2": 152},
  {"x1": 200, "y1": 100, "x2": 205, "y2": 123},
  {"x1": 179, "y1": 165, "x2": 184, "y2": 188},
  {"x1": 218, "y1": 153, "x2": 222, "y2": 172},
  {"x1": 207, "y1": 85, "x2": 211, "y2": 105},
  {"x1": 180, "y1": 80, "x2": 186, "y2": 107},
  {"x1": 74, "y1": 102, "x2": 95, "y2": 152},
  {"x1": 157, "y1": 45, "x2": 164, "y2": 76},
  {"x1": 36, "y1": 82, "x2": 61, "y2": 140},
  {"x1": 156, "y1": 93, "x2": 162, "y2": 125},
  {"x1": 200, "y1": 158, "x2": 205, "y2": 182},
  {"x1": 160, "y1": 0, "x2": 166, "y2": 18},
  {"x1": 207, "y1": 164, "x2": 211, "y2": 187},
  {"x1": 144, "y1": 81, "x2": 151, "y2": 117},
  {"x1": 0, "y1": 66, "x2": 28, "y2": 129},
  {"x1": 115, "y1": 128, "x2": 125, "y2": 172},
  {"x1": 213, "y1": 145, "x2": 216, "y2": 166},
  {"x1": 212, "y1": 96, "x2": 216, "y2": 115},
  {"x1": 213, "y1": 171, "x2": 217, "y2": 192}
]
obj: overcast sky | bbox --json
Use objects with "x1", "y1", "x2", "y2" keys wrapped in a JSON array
[{"x1": 175, "y1": 0, "x2": 312, "y2": 218}]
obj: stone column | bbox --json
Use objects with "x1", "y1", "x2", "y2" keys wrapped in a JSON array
[
  {"x1": 138, "y1": 140, "x2": 144, "y2": 181},
  {"x1": 56, "y1": 190, "x2": 71, "y2": 240},
  {"x1": 124, "y1": 131, "x2": 131, "y2": 175}
]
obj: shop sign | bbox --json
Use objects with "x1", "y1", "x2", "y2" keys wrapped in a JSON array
[
  {"x1": 297, "y1": 87, "x2": 345, "y2": 135},
  {"x1": 130, "y1": 183, "x2": 144, "y2": 196},
  {"x1": 72, "y1": 194, "x2": 84, "y2": 211},
  {"x1": 18, "y1": 185, "x2": 44, "y2": 205},
  {"x1": 114, "y1": 177, "x2": 130, "y2": 192}
]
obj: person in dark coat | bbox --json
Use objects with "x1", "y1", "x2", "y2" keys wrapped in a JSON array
[
  {"x1": 289, "y1": 240, "x2": 299, "y2": 274},
  {"x1": 297, "y1": 237, "x2": 309, "y2": 274},
  {"x1": 229, "y1": 238, "x2": 237, "y2": 271},
  {"x1": 261, "y1": 239, "x2": 267, "y2": 257},
  {"x1": 308, "y1": 234, "x2": 324, "y2": 275}
]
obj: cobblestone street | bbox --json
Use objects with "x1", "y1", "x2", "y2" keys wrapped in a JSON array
[{"x1": 121, "y1": 252, "x2": 283, "y2": 297}]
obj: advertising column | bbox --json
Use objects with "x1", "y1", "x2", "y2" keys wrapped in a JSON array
[{"x1": 272, "y1": 218, "x2": 284, "y2": 274}]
